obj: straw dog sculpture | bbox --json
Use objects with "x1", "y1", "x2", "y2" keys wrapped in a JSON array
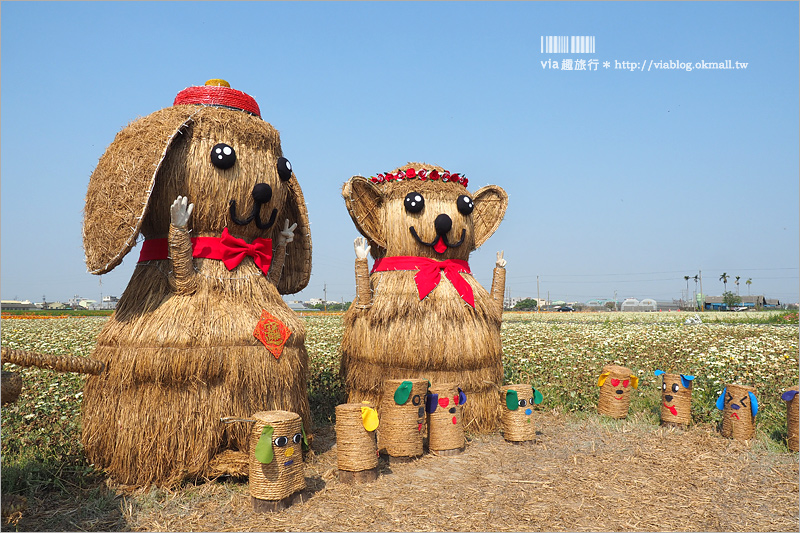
[
  {"x1": 80, "y1": 80, "x2": 312, "y2": 486},
  {"x1": 341, "y1": 163, "x2": 508, "y2": 432}
]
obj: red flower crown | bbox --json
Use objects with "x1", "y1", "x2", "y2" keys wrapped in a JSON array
[{"x1": 370, "y1": 168, "x2": 468, "y2": 188}]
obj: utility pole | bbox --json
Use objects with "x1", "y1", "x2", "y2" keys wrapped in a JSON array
[
  {"x1": 323, "y1": 284, "x2": 327, "y2": 312},
  {"x1": 698, "y1": 270, "x2": 703, "y2": 311},
  {"x1": 537, "y1": 275, "x2": 540, "y2": 314}
]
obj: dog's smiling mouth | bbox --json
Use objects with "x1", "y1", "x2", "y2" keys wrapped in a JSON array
[
  {"x1": 229, "y1": 183, "x2": 278, "y2": 230},
  {"x1": 409, "y1": 227, "x2": 466, "y2": 254}
]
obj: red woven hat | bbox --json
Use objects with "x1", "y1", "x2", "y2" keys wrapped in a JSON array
[{"x1": 173, "y1": 79, "x2": 261, "y2": 117}]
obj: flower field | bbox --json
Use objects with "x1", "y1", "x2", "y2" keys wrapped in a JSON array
[{"x1": 1, "y1": 311, "x2": 797, "y2": 500}]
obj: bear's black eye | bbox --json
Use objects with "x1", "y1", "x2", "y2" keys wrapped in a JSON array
[
  {"x1": 457, "y1": 195, "x2": 474, "y2": 215},
  {"x1": 274, "y1": 436, "x2": 289, "y2": 447},
  {"x1": 404, "y1": 192, "x2": 424, "y2": 213},
  {"x1": 277, "y1": 157, "x2": 292, "y2": 182},
  {"x1": 211, "y1": 143, "x2": 236, "y2": 169},
  {"x1": 671, "y1": 383, "x2": 680, "y2": 393}
]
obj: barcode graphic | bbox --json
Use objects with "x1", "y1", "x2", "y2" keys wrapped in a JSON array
[{"x1": 540, "y1": 35, "x2": 596, "y2": 54}]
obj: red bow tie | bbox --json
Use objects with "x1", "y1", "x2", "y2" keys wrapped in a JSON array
[
  {"x1": 371, "y1": 256, "x2": 474, "y2": 307},
  {"x1": 138, "y1": 228, "x2": 273, "y2": 277}
]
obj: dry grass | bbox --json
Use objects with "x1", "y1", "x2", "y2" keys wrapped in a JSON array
[{"x1": 92, "y1": 410, "x2": 798, "y2": 532}]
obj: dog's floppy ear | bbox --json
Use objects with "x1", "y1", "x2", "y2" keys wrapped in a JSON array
[
  {"x1": 254, "y1": 424, "x2": 275, "y2": 464},
  {"x1": 505, "y1": 389, "x2": 519, "y2": 411},
  {"x1": 471, "y1": 184, "x2": 508, "y2": 249},
  {"x1": 597, "y1": 371, "x2": 611, "y2": 387},
  {"x1": 342, "y1": 176, "x2": 386, "y2": 249},
  {"x1": 782, "y1": 390, "x2": 799, "y2": 402},
  {"x1": 272, "y1": 174, "x2": 312, "y2": 294},
  {"x1": 394, "y1": 380, "x2": 413, "y2": 405},
  {"x1": 748, "y1": 392, "x2": 759, "y2": 417},
  {"x1": 680, "y1": 374, "x2": 695, "y2": 389},
  {"x1": 83, "y1": 107, "x2": 198, "y2": 274},
  {"x1": 716, "y1": 387, "x2": 727, "y2": 410},
  {"x1": 426, "y1": 392, "x2": 439, "y2": 414}
]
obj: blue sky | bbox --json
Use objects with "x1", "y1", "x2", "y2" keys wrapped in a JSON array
[{"x1": 2, "y1": 1, "x2": 798, "y2": 306}]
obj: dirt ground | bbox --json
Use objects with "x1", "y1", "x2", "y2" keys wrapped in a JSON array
[{"x1": 72, "y1": 410, "x2": 793, "y2": 532}]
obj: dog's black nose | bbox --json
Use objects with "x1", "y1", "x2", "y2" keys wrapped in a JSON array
[
  {"x1": 616, "y1": 390, "x2": 624, "y2": 395},
  {"x1": 449, "y1": 407, "x2": 456, "y2": 414},
  {"x1": 418, "y1": 407, "x2": 425, "y2": 418},
  {"x1": 664, "y1": 394, "x2": 673, "y2": 402},
  {"x1": 251, "y1": 183, "x2": 272, "y2": 204},
  {"x1": 434, "y1": 213, "x2": 452, "y2": 235}
]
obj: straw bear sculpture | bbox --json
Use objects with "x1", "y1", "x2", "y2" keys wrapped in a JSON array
[
  {"x1": 79, "y1": 80, "x2": 312, "y2": 487},
  {"x1": 341, "y1": 162, "x2": 508, "y2": 432}
]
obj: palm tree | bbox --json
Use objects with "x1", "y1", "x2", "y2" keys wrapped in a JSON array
[
  {"x1": 719, "y1": 272, "x2": 729, "y2": 293},
  {"x1": 735, "y1": 276, "x2": 741, "y2": 295},
  {"x1": 684, "y1": 275, "x2": 690, "y2": 306},
  {"x1": 693, "y1": 274, "x2": 700, "y2": 310},
  {"x1": 746, "y1": 278, "x2": 752, "y2": 296}
]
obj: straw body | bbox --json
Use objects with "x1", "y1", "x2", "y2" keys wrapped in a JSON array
[
  {"x1": 597, "y1": 365, "x2": 635, "y2": 419},
  {"x1": 248, "y1": 411, "x2": 305, "y2": 502},
  {"x1": 720, "y1": 384, "x2": 757, "y2": 440},
  {"x1": 336, "y1": 403, "x2": 379, "y2": 472},
  {"x1": 501, "y1": 384, "x2": 536, "y2": 442},
  {"x1": 659, "y1": 373, "x2": 693, "y2": 426},
  {"x1": 378, "y1": 379, "x2": 428, "y2": 457},
  {"x1": 427, "y1": 383, "x2": 465, "y2": 453}
]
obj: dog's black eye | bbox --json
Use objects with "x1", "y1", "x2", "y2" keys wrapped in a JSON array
[
  {"x1": 518, "y1": 399, "x2": 527, "y2": 407},
  {"x1": 404, "y1": 192, "x2": 424, "y2": 213},
  {"x1": 277, "y1": 157, "x2": 292, "y2": 182},
  {"x1": 457, "y1": 195, "x2": 474, "y2": 215},
  {"x1": 662, "y1": 383, "x2": 666, "y2": 392},
  {"x1": 211, "y1": 143, "x2": 236, "y2": 169},
  {"x1": 725, "y1": 392, "x2": 733, "y2": 404},
  {"x1": 274, "y1": 436, "x2": 289, "y2": 447},
  {"x1": 412, "y1": 394, "x2": 421, "y2": 406},
  {"x1": 671, "y1": 383, "x2": 679, "y2": 393},
  {"x1": 292, "y1": 433, "x2": 303, "y2": 444},
  {"x1": 740, "y1": 396, "x2": 748, "y2": 407}
]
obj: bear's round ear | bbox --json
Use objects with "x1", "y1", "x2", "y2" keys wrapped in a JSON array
[
  {"x1": 83, "y1": 106, "x2": 198, "y2": 274},
  {"x1": 471, "y1": 184, "x2": 508, "y2": 249},
  {"x1": 342, "y1": 176, "x2": 386, "y2": 249},
  {"x1": 272, "y1": 174, "x2": 312, "y2": 295}
]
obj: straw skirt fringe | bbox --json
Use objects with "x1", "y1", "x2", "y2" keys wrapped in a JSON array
[
  {"x1": 341, "y1": 270, "x2": 503, "y2": 433},
  {"x1": 81, "y1": 259, "x2": 310, "y2": 487}
]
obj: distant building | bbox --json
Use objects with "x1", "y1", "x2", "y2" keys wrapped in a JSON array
[
  {"x1": 287, "y1": 302, "x2": 318, "y2": 312},
  {"x1": 704, "y1": 295, "x2": 773, "y2": 311},
  {"x1": 1, "y1": 300, "x2": 38, "y2": 311}
]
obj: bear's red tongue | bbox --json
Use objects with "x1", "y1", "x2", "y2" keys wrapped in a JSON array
[{"x1": 433, "y1": 237, "x2": 447, "y2": 254}]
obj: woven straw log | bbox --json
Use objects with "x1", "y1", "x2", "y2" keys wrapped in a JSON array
[
  {"x1": 1, "y1": 371, "x2": 22, "y2": 405},
  {"x1": 597, "y1": 365, "x2": 635, "y2": 419},
  {"x1": 786, "y1": 388, "x2": 799, "y2": 452},
  {"x1": 720, "y1": 384, "x2": 757, "y2": 441},
  {"x1": 248, "y1": 411, "x2": 305, "y2": 504},
  {"x1": 501, "y1": 384, "x2": 536, "y2": 442},
  {"x1": 1, "y1": 347, "x2": 104, "y2": 375},
  {"x1": 335, "y1": 403, "x2": 378, "y2": 473},
  {"x1": 378, "y1": 379, "x2": 428, "y2": 458},
  {"x1": 427, "y1": 382, "x2": 465, "y2": 454},
  {"x1": 659, "y1": 373, "x2": 693, "y2": 426}
]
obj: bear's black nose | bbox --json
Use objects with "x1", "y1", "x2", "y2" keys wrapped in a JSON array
[
  {"x1": 664, "y1": 394, "x2": 673, "y2": 402},
  {"x1": 252, "y1": 183, "x2": 272, "y2": 204},
  {"x1": 434, "y1": 213, "x2": 452, "y2": 235}
]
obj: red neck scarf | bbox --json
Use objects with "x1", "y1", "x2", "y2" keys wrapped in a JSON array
[
  {"x1": 371, "y1": 256, "x2": 474, "y2": 308},
  {"x1": 138, "y1": 228, "x2": 273, "y2": 277}
]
